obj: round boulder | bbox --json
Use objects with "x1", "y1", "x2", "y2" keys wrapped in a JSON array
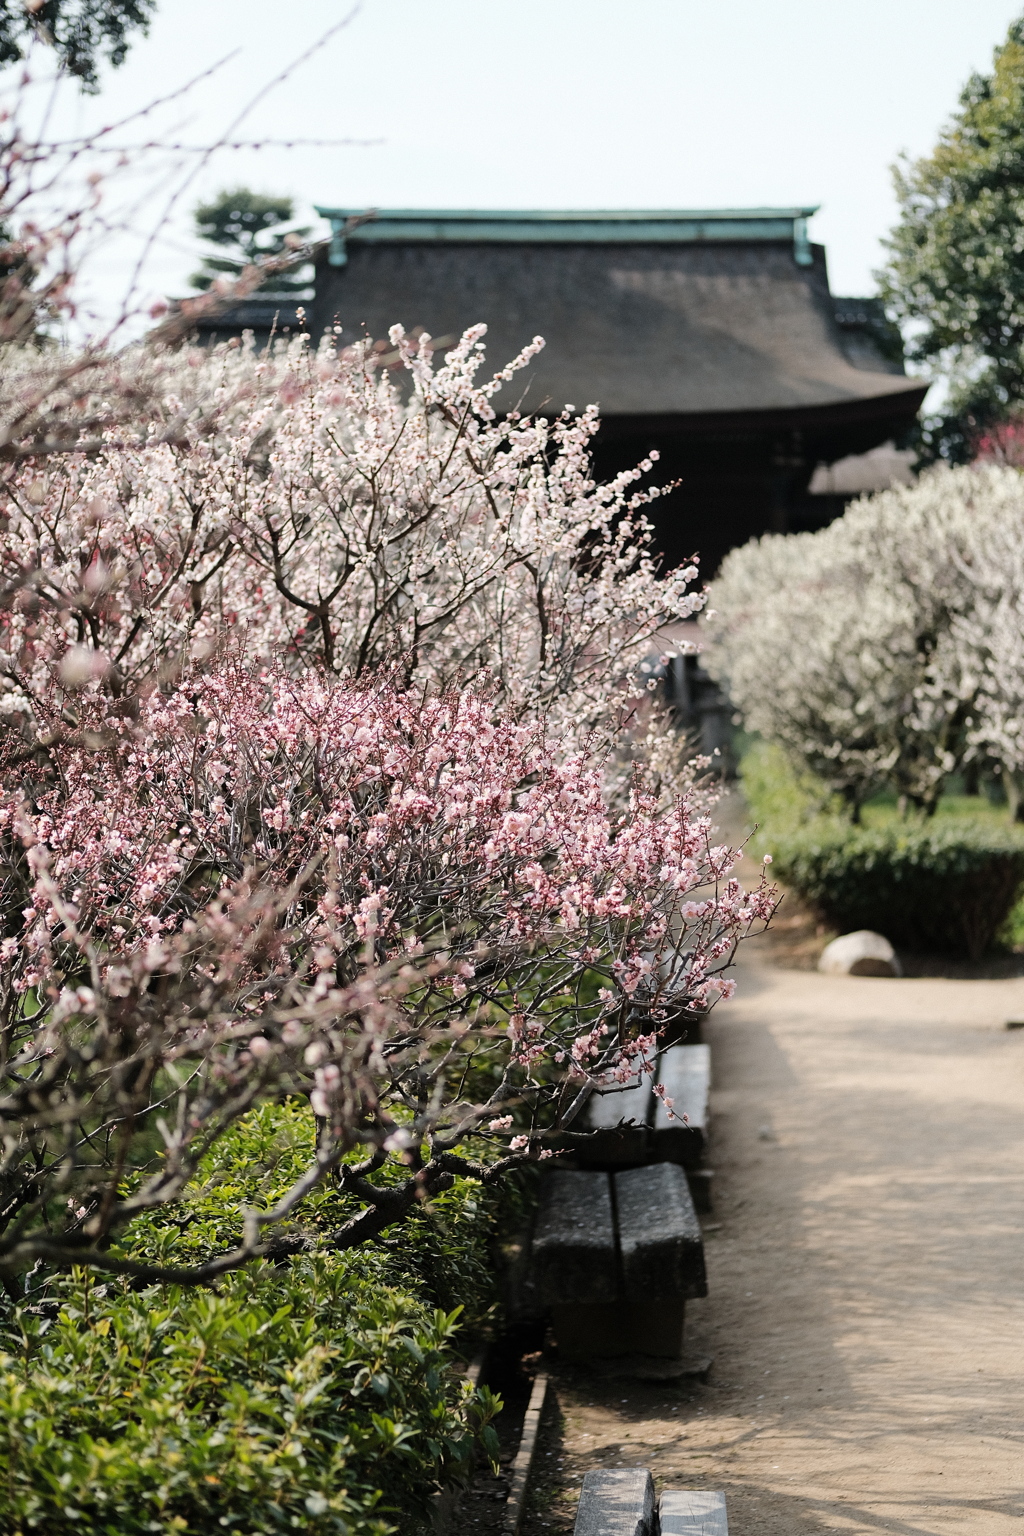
[{"x1": 818, "y1": 930, "x2": 902, "y2": 977}]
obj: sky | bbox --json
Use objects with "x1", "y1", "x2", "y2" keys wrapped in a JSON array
[{"x1": 20, "y1": 0, "x2": 1024, "y2": 329}]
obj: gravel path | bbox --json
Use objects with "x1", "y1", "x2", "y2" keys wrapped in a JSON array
[{"x1": 521, "y1": 959, "x2": 1024, "y2": 1536}]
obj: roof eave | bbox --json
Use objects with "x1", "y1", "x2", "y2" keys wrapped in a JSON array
[
  {"x1": 594, "y1": 382, "x2": 929, "y2": 440},
  {"x1": 315, "y1": 206, "x2": 821, "y2": 267}
]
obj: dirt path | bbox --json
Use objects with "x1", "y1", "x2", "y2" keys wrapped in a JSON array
[{"x1": 519, "y1": 959, "x2": 1024, "y2": 1536}]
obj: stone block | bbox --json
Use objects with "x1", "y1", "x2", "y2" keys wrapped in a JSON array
[
  {"x1": 659, "y1": 1006, "x2": 706, "y2": 1047},
  {"x1": 579, "y1": 1063, "x2": 655, "y2": 1164},
  {"x1": 572, "y1": 1469, "x2": 656, "y2": 1536},
  {"x1": 652, "y1": 1044, "x2": 710, "y2": 1167},
  {"x1": 818, "y1": 929, "x2": 902, "y2": 977},
  {"x1": 659, "y1": 1489, "x2": 728, "y2": 1535},
  {"x1": 550, "y1": 1300, "x2": 631, "y2": 1362},
  {"x1": 531, "y1": 1170, "x2": 616, "y2": 1306},
  {"x1": 535, "y1": 1163, "x2": 708, "y2": 1365},
  {"x1": 686, "y1": 1167, "x2": 714, "y2": 1212},
  {"x1": 615, "y1": 1163, "x2": 707, "y2": 1301},
  {"x1": 552, "y1": 1296, "x2": 687, "y2": 1362}
]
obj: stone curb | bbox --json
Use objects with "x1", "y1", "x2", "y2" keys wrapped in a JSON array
[{"x1": 503, "y1": 1369, "x2": 550, "y2": 1535}]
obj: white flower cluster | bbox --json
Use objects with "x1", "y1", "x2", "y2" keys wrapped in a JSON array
[
  {"x1": 703, "y1": 464, "x2": 1024, "y2": 812},
  {"x1": 0, "y1": 325, "x2": 702, "y2": 763}
]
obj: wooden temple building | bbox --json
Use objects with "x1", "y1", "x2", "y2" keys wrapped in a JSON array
[
  {"x1": 193, "y1": 207, "x2": 926, "y2": 576},
  {"x1": 309, "y1": 207, "x2": 926, "y2": 575}
]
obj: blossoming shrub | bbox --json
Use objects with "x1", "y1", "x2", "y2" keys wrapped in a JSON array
[
  {"x1": 704, "y1": 464, "x2": 1024, "y2": 814},
  {"x1": 0, "y1": 1103, "x2": 508, "y2": 1536},
  {"x1": 0, "y1": 326, "x2": 701, "y2": 751},
  {"x1": 0, "y1": 324, "x2": 757, "y2": 1290},
  {"x1": 0, "y1": 663, "x2": 773, "y2": 1283}
]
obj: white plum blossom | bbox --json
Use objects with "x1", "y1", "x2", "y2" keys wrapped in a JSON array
[
  {"x1": 703, "y1": 464, "x2": 1024, "y2": 814},
  {"x1": 0, "y1": 326, "x2": 703, "y2": 758}
]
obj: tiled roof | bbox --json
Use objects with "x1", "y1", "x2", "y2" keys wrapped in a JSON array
[{"x1": 312, "y1": 227, "x2": 923, "y2": 420}]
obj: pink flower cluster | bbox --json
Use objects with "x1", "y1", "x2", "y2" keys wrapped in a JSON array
[{"x1": 3, "y1": 667, "x2": 771, "y2": 1047}]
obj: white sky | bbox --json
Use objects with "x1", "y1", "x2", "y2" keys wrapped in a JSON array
[{"x1": 24, "y1": 0, "x2": 1024, "y2": 329}]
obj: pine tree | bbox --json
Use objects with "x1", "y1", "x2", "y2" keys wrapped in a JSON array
[
  {"x1": 189, "y1": 188, "x2": 312, "y2": 296},
  {"x1": 0, "y1": 0, "x2": 154, "y2": 91}
]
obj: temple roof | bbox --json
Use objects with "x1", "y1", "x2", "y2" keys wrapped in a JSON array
[
  {"x1": 316, "y1": 206, "x2": 821, "y2": 262},
  {"x1": 311, "y1": 209, "x2": 924, "y2": 425}
]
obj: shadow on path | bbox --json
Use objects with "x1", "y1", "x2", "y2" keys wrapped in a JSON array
[{"x1": 529, "y1": 958, "x2": 1024, "y2": 1536}]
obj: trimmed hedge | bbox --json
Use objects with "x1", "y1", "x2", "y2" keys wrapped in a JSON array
[
  {"x1": 741, "y1": 739, "x2": 1024, "y2": 958},
  {"x1": 0, "y1": 1103, "x2": 510, "y2": 1536},
  {"x1": 767, "y1": 820, "x2": 1024, "y2": 959}
]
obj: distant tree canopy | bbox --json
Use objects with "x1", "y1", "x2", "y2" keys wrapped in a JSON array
[
  {"x1": 0, "y1": 0, "x2": 154, "y2": 90},
  {"x1": 190, "y1": 188, "x2": 312, "y2": 295},
  {"x1": 879, "y1": 16, "x2": 1024, "y2": 461}
]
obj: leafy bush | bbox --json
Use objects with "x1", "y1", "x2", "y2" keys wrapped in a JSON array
[
  {"x1": 0, "y1": 1104, "x2": 510, "y2": 1536},
  {"x1": 0, "y1": 1260, "x2": 488, "y2": 1535},
  {"x1": 743, "y1": 743, "x2": 1024, "y2": 958},
  {"x1": 765, "y1": 820, "x2": 1024, "y2": 958},
  {"x1": 118, "y1": 1101, "x2": 514, "y2": 1340}
]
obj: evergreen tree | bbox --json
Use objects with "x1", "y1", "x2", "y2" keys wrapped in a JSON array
[
  {"x1": 0, "y1": 0, "x2": 154, "y2": 91},
  {"x1": 189, "y1": 187, "x2": 312, "y2": 296},
  {"x1": 879, "y1": 16, "x2": 1024, "y2": 460}
]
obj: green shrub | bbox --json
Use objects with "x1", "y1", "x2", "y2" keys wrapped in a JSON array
[
  {"x1": 0, "y1": 1258, "x2": 497, "y2": 1535},
  {"x1": 0, "y1": 1104, "x2": 511, "y2": 1536},
  {"x1": 120, "y1": 1101, "x2": 514, "y2": 1341},
  {"x1": 765, "y1": 820, "x2": 1024, "y2": 958},
  {"x1": 742, "y1": 739, "x2": 1024, "y2": 958}
]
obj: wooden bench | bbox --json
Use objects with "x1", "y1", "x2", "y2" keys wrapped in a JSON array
[
  {"x1": 530, "y1": 1163, "x2": 706, "y2": 1363},
  {"x1": 572, "y1": 1472, "x2": 728, "y2": 1536}
]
